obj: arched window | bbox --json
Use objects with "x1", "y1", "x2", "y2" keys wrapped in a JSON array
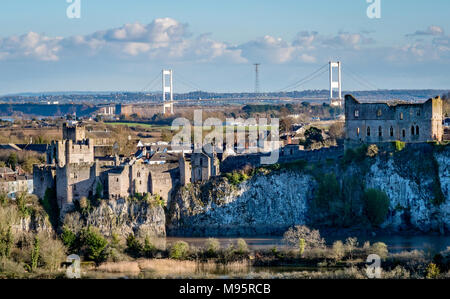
[
  {"x1": 400, "y1": 112, "x2": 404, "y2": 120},
  {"x1": 378, "y1": 126, "x2": 383, "y2": 137},
  {"x1": 357, "y1": 127, "x2": 360, "y2": 136},
  {"x1": 390, "y1": 126, "x2": 394, "y2": 137},
  {"x1": 416, "y1": 126, "x2": 419, "y2": 135},
  {"x1": 377, "y1": 109, "x2": 382, "y2": 117},
  {"x1": 402, "y1": 129, "x2": 406, "y2": 138},
  {"x1": 367, "y1": 126, "x2": 371, "y2": 137},
  {"x1": 411, "y1": 126, "x2": 415, "y2": 136},
  {"x1": 354, "y1": 110, "x2": 359, "y2": 118}
]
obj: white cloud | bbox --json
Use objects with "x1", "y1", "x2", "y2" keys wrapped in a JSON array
[
  {"x1": 239, "y1": 35, "x2": 296, "y2": 63},
  {"x1": 0, "y1": 32, "x2": 61, "y2": 61},
  {"x1": 0, "y1": 20, "x2": 448, "y2": 68},
  {"x1": 407, "y1": 25, "x2": 445, "y2": 37}
]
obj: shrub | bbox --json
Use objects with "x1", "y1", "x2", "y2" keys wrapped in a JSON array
[
  {"x1": 125, "y1": 233, "x2": 143, "y2": 257},
  {"x1": 79, "y1": 227, "x2": 108, "y2": 264},
  {"x1": 370, "y1": 242, "x2": 388, "y2": 259},
  {"x1": 393, "y1": 141, "x2": 406, "y2": 152},
  {"x1": 143, "y1": 236, "x2": 157, "y2": 258},
  {"x1": 345, "y1": 237, "x2": 359, "y2": 260},
  {"x1": 205, "y1": 238, "x2": 220, "y2": 256},
  {"x1": 332, "y1": 240, "x2": 345, "y2": 261},
  {"x1": 0, "y1": 226, "x2": 13, "y2": 258},
  {"x1": 30, "y1": 236, "x2": 40, "y2": 271},
  {"x1": 426, "y1": 263, "x2": 440, "y2": 279},
  {"x1": 15, "y1": 192, "x2": 32, "y2": 217},
  {"x1": 60, "y1": 226, "x2": 77, "y2": 251},
  {"x1": 283, "y1": 225, "x2": 325, "y2": 250},
  {"x1": 225, "y1": 171, "x2": 250, "y2": 186},
  {"x1": 236, "y1": 239, "x2": 249, "y2": 254},
  {"x1": 38, "y1": 233, "x2": 66, "y2": 271},
  {"x1": 363, "y1": 189, "x2": 390, "y2": 226},
  {"x1": 169, "y1": 241, "x2": 190, "y2": 260},
  {"x1": 366, "y1": 144, "x2": 379, "y2": 157}
]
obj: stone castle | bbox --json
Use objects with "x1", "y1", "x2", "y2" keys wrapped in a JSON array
[
  {"x1": 33, "y1": 122, "x2": 220, "y2": 215},
  {"x1": 345, "y1": 94, "x2": 443, "y2": 148}
]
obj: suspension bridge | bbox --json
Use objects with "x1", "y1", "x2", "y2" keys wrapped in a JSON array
[{"x1": 138, "y1": 62, "x2": 379, "y2": 115}]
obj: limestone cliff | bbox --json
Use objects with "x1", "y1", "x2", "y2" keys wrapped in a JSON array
[
  {"x1": 168, "y1": 146, "x2": 450, "y2": 236},
  {"x1": 63, "y1": 198, "x2": 166, "y2": 238},
  {"x1": 167, "y1": 173, "x2": 315, "y2": 236}
]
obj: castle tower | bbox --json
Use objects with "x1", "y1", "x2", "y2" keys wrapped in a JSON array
[{"x1": 63, "y1": 122, "x2": 86, "y2": 141}]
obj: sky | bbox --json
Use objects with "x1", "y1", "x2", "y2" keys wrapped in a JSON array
[{"x1": 0, "y1": 0, "x2": 449, "y2": 94}]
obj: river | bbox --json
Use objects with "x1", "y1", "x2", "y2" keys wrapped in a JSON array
[{"x1": 166, "y1": 235, "x2": 450, "y2": 253}]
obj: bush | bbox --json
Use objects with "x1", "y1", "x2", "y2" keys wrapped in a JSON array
[
  {"x1": 125, "y1": 233, "x2": 143, "y2": 257},
  {"x1": 79, "y1": 227, "x2": 108, "y2": 263},
  {"x1": 370, "y1": 242, "x2": 388, "y2": 259},
  {"x1": 143, "y1": 236, "x2": 157, "y2": 258},
  {"x1": 393, "y1": 141, "x2": 406, "y2": 152},
  {"x1": 0, "y1": 226, "x2": 13, "y2": 258},
  {"x1": 426, "y1": 263, "x2": 440, "y2": 279},
  {"x1": 345, "y1": 237, "x2": 359, "y2": 260},
  {"x1": 38, "y1": 233, "x2": 66, "y2": 271},
  {"x1": 366, "y1": 144, "x2": 379, "y2": 157},
  {"x1": 332, "y1": 240, "x2": 345, "y2": 261},
  {"x1": 60, "y1": 226, "x2": 77, "y2": 251},
  {"x1": 205, "y1": 238, "x2": 220, "y2": 256},
  {"x1": 283, "y1": 225, "x2": 325, "y2": 250},
  {"x1": 169, "y1": 241, "x2": 190, "y2": 260},
  {"x1": 225, "y1": 171, "x2": 250, "y2": 186},
  {"x1": 236, "y1": 239, "x2": 249, "y2": 254},
  {"x1": 363, "y1": 189, "x2": 390, "y2": 226}
]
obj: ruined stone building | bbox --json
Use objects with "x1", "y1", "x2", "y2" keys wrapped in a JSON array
[
  {"x1": 345, "y1": 94, "x2": 443, "y2": 148},
  {"x1": 179, "y1": 150, "x2": 220, "y2": 185}
]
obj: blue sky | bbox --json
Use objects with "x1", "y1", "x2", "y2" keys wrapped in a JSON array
[{"x1": 0, "y1": 0, "x2": 449, "y2": 94}]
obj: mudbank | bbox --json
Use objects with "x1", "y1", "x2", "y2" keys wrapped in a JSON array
[{"x1": 167, "y1": 144, "x2": 450, "y2": 237}]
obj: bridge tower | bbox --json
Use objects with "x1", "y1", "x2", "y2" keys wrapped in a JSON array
[
  {"x1": 162, "y1": 69, "x2": 174, "y2": 115},
  {"x1": 329, "y1": 61, "x2": 342, "y2": 107}
]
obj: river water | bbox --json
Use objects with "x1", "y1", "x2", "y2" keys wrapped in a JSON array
[{"x1": 166, "y1": 235, "x2": 450, "y2": 253}]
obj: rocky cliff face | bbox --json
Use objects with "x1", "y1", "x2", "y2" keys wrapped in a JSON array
[
  {"x1": 64, "y1": 198, "x2": 166, "y2": 238},
  {"x1": 167, "y1": 173, "x2": 315, "y2": 236},
  {"x1": 365, "y1": 148, "x2": 450, "y2": 233},
  {"x1": 168, "y1": 146, "x2": 450, "y2": 236}
]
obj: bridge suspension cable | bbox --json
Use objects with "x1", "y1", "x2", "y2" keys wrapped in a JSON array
[
  {"x1": 140, "y1": 72, "x2": 161, "y2": 93},
  {"x1": 341, "y1": 66, "x2": 379, "y2": 90},
  {"x1": 276, "y1": 63, "x2": 329, "y2": 92},
  {"x1": 175, "y1": 71, "x2": 204, "y2": 92}
]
